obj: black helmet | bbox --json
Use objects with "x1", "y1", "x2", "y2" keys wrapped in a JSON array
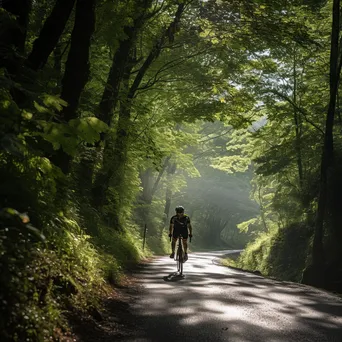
[{"x1": 175, "y1": 206, "x2": 184, "y2": 213}]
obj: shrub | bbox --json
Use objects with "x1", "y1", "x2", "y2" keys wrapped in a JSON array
[
  {"x1": 0, "y1": 209, "x2": 106, "y2": 341},
  {"x1": 238, "y1": 223, "x2": 311, "y2": 281}
]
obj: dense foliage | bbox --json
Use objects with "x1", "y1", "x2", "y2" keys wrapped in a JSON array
[{"x1": 1, "y1": 0, "x2": 342, "y2": 339}]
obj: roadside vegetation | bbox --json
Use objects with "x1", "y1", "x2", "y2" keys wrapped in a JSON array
[{"x1": 2, "y1": 0, "x2": 342, "y2": 340}]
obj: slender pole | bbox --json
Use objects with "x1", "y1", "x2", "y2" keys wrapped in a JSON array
[{"x1": 143, "y1": 223, "x2": 147, "y2": 251}]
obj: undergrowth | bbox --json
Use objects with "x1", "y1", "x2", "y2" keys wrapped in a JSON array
[
  {"x1": 0, "y1": 206, "x2": 144, "y2": 342},
  {"x1": 235, "y1": 223, "x2": 311, "y2": 282}
]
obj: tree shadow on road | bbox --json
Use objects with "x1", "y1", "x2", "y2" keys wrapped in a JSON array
[{"x1": 72, "y1": 254, "x2": 342, "y2": 342}]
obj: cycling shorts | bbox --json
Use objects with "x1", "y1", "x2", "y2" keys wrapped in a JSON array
[{"x1": 172, "y1": 227, "x2": 188, "y2": 239}]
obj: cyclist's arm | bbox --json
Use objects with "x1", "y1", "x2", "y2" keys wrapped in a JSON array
[
  {"x1": 169, "y1": 217, "x2": 174, "y2": 235},
  {"x1": 187, "y1": 218, "x2": 192, "y2": 235}
]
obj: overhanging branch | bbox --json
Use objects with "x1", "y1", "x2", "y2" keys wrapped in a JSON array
[{"x1": 269, "y1": 89, "x2": 325, "y2": 135}]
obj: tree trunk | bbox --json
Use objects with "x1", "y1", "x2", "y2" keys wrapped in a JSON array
[
  {"x1": 98, "y1": 26, "x2": 137, "y2": 126},
  {"x1": 140, "y1": 168, "x2": 153, "y2": 204},
  {"x1": 53, "y1": 44, "x2": 62, "y2": 75},
  {"x1": 89, "y1": 2, "x2": 153, "y2": 199},
  {"x1": 100, "y1": 62, "x2": 134, "y2": 231},
  {"x1": 92, "y1": 3, "x2": 186, "y2": 205},
  {"x1": 164, "y1": 187, "x2": 172, "y2": 224},
  {"x1": 163, "y1": 162, "x2": 177, "y2": 227},
  {"x1": 97, "y1": 0, "x2": 153, "y2": 128},
  {"x1": 292, "y1": 48, "x2": 304, "y2": 190},
  {"x1": 137, "y1": 158, "x2": 172, "y2": 236},
  {"x1": 329, "y1": 169, "x2": 342, "y2": 263},
  {"x1": 26, "y1": 0, "x2": 76, "y2": 71},
  {"x1": 74, "y1": 147, "x2": 97, "y2": 198},
  {"x1": 53, "y1": 43, "x2": 62, "y2": 90},
  {"x1": 0, "y1": 0, "x2": 32, "y2": 72},
  {"x1": 51, "y1": 0, "x2": 96, "y2": 173},
  {"x1": 94, "y1": 0, "x2": 182, "y2": 146},
  {"x1": 2, "y1": 0, "x2": 31, "y2": 53},
  {"x1": 139, "y1": 157, "x2": 172, "y2": 204},
  {"x1": 61, "y1": 0, "x2": 96, "y2": 121},
  {"x1": 302, "y1": 0, "x2": 340, "y2": 287}
]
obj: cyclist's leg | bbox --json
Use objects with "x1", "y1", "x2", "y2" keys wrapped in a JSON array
[
  {"x1": 183, "y1": 238, "x2": 188, "y2": 253},
  {"x1": 181, "y1": 228, "x2": 189, "y2": 261},
  {"x1": 171, "y1": 237, "x2": 177, "y2": 252},
  {"x1": 170, "y1": 230, "x2": 179, "y2": 257},
  {"x1": 181, "y1": 227, "x2": 189, "y2": 252}
]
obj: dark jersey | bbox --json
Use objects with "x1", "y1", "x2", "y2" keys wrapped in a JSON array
[{"x1": 170, "y1": 214, "x2": 190, "y2": 238}]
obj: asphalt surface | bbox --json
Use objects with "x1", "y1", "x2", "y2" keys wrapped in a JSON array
[{"x1": 123, "y1": 250, "x2": 342, "y2": 342}]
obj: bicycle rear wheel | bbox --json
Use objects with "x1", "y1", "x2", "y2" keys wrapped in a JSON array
[
  {"x1": 179, "y1": 256, "x2": 183, "y2": 275},
  {"x1": 177, "y1": 246, "x2": 183, "y2": 275}
]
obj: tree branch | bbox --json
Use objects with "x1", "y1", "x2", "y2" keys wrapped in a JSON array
[
  {"x1": 199, "y1": 128, "x2": 233, "y2": 143},
  {"x1": 128, "y1": 3, "x2": 186, "y2": 99},
  {"x1": 137, "y1": 48, "x2": 208, "y2": 91},
  {"x1": 269, "y1": 89, "x2": 325, "y2": 135},
  {"x1": 151, "y1": 156, "x2": 171, "y2": 197}
]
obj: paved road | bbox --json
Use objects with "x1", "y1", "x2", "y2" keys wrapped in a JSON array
[{"x1": 123, "y1": 250, "x2": 342, "y2": 342}]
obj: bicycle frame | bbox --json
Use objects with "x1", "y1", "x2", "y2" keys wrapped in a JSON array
[
  {"x1": 169, "y1": 233, "x2": 191, "y2": 276},
  {"x1": 175, "y1": 235, "x2": 184, "y2": 275}
]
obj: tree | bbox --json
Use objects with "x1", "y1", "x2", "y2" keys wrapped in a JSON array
[
  {"x1": 0, "y1": 0, "x2": 32, "y2": 55},
  {"x1": 92, "y1": 2, "x2": 187, "y2": 224},
  {"x1": 25, "y1": 0, "x2": 76, "y2": 71},
  {"x1": 51, "y1": 0, "x2": 96, "y2": 173},
  {"x1": 303, "y1": 0, "x2": 342, "y2": 287}
]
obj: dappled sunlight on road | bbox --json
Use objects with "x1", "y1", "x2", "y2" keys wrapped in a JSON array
[{"x1": 122, "y1": 251, "x2": 342, "y2": 342}]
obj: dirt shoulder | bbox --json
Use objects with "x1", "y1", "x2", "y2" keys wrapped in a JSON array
[{"x1": 67, "y1": 268, "x2": 146, "y2": 342}]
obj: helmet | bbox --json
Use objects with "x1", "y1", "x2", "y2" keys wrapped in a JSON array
[{"x1": 175, "y1": 205, "x2": 185, "y2": 213}]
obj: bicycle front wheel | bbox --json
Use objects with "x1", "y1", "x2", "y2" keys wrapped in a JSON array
[
  {"x1": 177, "y1": 248, "x2": 183, "y2": 275},
  {"x1": 177, "y1": 253, "x2": 181, "y2": 272},
  {"x1": 179, "y1": 256, "x2": 183, "y2": 275}
]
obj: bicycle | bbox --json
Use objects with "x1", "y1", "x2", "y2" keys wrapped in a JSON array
[{"x1": 170, "y1": 234, "x2": 192, "y2": 276}]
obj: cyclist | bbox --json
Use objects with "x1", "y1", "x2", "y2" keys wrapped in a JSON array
[{"x1": 168, "y1": 205, "x2": 192, "y2": 262}]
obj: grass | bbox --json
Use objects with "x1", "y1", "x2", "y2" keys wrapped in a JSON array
[{"x1": 220, "y1": 252, "x2": 241, "y2": 267}]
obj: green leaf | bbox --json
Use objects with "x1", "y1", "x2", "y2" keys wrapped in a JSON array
[
  {"x1": 69, "y1": 117, "x2": 108, "y2": 144},
  {"x1": 42, "y1": 94, "x2": 67, "y2": 111},
  {"x1": 34, "y1": 101, "x2": 51, "y2": 114},
  {"x1": 38, "y1": 122, "x2": 78, "y2": 156}
]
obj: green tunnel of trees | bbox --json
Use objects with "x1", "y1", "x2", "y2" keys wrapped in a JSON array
[{"x1": 1, "y1": 0, "x2": 342, "y2": 340}]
